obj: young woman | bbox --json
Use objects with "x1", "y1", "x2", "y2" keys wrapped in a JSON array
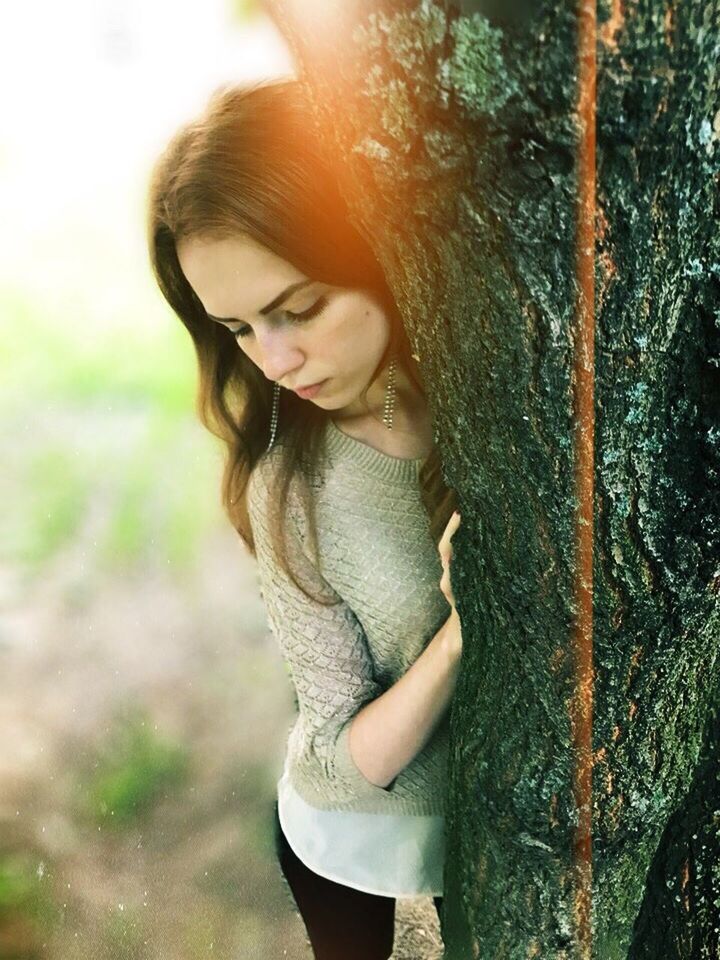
[{"x1": 146, "y1": 76, "x2": 462, "y2": 960}]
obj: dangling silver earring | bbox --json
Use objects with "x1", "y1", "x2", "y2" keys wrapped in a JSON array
[
  {"x1": 267, "y1": 357, "x2": 395, "y2": 449},
  {"x1": 382, "y1": 356, "x2": 397, "y2": 430},
  {"x1": 267, "y1": 381, "x2": 281, "y2": 451}
]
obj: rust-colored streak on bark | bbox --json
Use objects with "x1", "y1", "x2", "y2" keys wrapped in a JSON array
[
  {"x1": 596, "y1": 201, "x2": 616, "y2": 312},
  {"x1": 599, "y1": 0, "x2": 624, "y2": 51},
  {"x1": 664, "y1": 3, "x2": 675, "y2": 50},
  {"x1": 550, "y1": 645, "x2": 566, "y2": 672},
  {"x1": 592, "y1": 748, "x2": 614, "y2": 794},
  {"x1": 625, "y1": 644, "x2": 644, "y2": 687},
  {"x1": 680, "y1": 857, "x2": 691, "y2": 912},
  {"x1": 571, "y1": 1, "x2": 596, "y2": 956},
  {"x1": 608, "y1": 794, "x2": 624, "y2": 830}
]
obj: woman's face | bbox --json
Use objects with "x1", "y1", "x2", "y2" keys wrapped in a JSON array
[{"x1": 177, "y1": 233, "x2": 391, "y2": 416}]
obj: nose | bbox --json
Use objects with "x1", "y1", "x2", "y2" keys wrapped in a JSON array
[{"x1": 257, "y1": 328, "x2": 305, "y2": 385}]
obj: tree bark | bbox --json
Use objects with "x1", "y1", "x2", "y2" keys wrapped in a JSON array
[{"x1": 261, "y1": 1, "x2": 720, "y2": 956}]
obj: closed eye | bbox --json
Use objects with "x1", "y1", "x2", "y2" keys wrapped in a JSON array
[{"x1": 233, "y1": 295, "x2": 329, "y2": 340}]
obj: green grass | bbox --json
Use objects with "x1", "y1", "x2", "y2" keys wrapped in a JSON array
[
  {"x1": 82, "y1": 706, "x2": 191, "y2": 830},
  {"x1": 103, "y1": 904, "x2": 149, "y2": 960},
  {"x1": 6, "y1": 445, "x2": 92, "y2": 568},
  {"x1": 0, "y1": 854, "x2": 42, "y2": 913},
  {"x1": 1, "y1": 278, "x2": 227, "y2": 578},
  {"x1": 0, "y1": 852, "x2": 61, "y2": 945},
  {"x1": 97, "y1": 412, "x2": 223, "y2": 577},
  {"x1": 0, "y1": 287, "x2": 195, "y2": 417},
  {"x1": 229, "y1": 0, "x2": 264, "y2": 22}
]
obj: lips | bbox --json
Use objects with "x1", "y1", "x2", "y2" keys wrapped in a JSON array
[{"x1": 293, "y1": 380, "x2": 327, "y2": 399}]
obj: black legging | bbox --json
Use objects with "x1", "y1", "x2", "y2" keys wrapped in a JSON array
[{"x1": 273, "y1": 800, "x2": 443, "y2": 960}]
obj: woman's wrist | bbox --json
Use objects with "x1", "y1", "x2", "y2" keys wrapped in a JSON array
[{"x1": 440, "y1": 609, "x2": 463, "y2": 663}]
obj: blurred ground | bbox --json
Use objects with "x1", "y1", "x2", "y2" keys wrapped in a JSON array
[{"x1": 0, "y1": 424, "x2": 443, "y2": 957}]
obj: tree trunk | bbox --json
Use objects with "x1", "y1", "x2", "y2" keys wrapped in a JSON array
[{"x1": 262, "y1": 1, "x2": 720, "y2": 956}]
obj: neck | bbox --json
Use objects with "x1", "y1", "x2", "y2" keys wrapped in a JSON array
[{"x1": 334, "y1": 356, "x2": 426, "y2": 433}]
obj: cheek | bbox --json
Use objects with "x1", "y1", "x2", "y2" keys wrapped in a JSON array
[
  {"x1": 237, "y1": 339, "x2": 260, "y2": 366},
  {"x1": 358, "y1": 306, "x2": 388, "y2": 351},
  {"x1": 333, "y1": 298, "x2": 380, "y2": 346}
]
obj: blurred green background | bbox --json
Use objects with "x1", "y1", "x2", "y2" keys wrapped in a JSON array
[
  {"x1": 0, "y1": 2, "x2": 445, "y2": 957},
  {"x1": 0, "y1": 2, "x2": 315, "y2": 958}
]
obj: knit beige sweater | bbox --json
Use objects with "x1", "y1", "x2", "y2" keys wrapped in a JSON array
[{"x1": 247, "y1": 417, "x2": 452, "y2": 816}]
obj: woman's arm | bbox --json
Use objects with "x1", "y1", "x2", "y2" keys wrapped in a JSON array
[
  {"x1": 248, "y1": 453, "x2": 463, "y2": 800},
  {"x1": 348, "y1": 609, "x2": 462, "y2": 789},
  {"x1": 248, "y1": 456, "x2": 410, "y2": 804}
]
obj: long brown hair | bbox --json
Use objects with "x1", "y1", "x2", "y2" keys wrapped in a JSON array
[{"x1": 146, "y1": 77, "x2": 456, "y2": 604}]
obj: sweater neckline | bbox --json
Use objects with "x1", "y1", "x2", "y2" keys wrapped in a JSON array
[{"x1": 325, "y1": 417, "x2": 427, "y2": 482}]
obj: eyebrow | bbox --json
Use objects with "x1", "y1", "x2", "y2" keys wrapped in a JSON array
[{"x1": 206, "y1": 280, "x2": 313, "y2": 325}]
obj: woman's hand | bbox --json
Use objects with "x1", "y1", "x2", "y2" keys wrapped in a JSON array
[
  {"x1": 438, "y1": 510, "x2": 463, "y2": 661},
  {"x1": 438, "y1": 510, "x2": 461, "y2": 614}
]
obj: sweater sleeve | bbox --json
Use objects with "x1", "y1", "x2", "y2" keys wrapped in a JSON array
[{"x1": 247, "y1": 454, "x2": 398, "y2": 804}]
